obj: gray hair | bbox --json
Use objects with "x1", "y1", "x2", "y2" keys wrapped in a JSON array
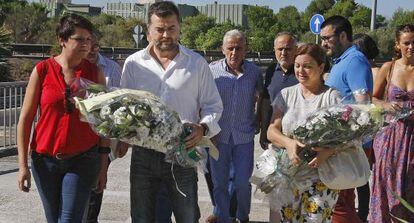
[
  {"x1": 223, "y1": 29, "x2": 247, "y2": 45},
  {"x1": 275, "y1": 31, "x2": 297, "y2": 45}
]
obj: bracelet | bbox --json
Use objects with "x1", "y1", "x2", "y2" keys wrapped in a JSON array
[{"x1": 98, "y1": 146, "x2": 111, "y2": 154}]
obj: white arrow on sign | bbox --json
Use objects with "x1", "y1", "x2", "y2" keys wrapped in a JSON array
[{"x1": 314, "y1": 17, "x2": 321, "y2": 33}]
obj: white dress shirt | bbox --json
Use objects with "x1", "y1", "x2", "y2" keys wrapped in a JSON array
[{"x1": 120, "y1": 44, "x2": 223, "y2": 137}]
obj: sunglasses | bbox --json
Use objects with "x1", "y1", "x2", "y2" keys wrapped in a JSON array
[{"x1": 64, "y1": 86, "x2": 74, "y2": 114}]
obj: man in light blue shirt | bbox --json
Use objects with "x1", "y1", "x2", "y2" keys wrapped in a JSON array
[
  {"x1": 320, "y1": 15, "x2": 373, "y2": 223},
  {"x1": 86, "y1": 39, "x2": 122, "y2": 89},
  {"x1": 321, "y1": 15, "x2": 373, "y2": 101},
  {"x1": 209, "y1": 29, "x2": 262, "y2": 223}
]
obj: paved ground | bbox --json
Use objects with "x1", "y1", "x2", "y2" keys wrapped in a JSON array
[{"x1": 0, "y1": 138, "x2": 270, "y2": 223}]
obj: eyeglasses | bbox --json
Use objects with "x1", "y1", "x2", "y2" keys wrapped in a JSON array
[
  {"x1": 320, "y1": 34, "x2": 338, "y2": 42},
  {"x1": 64, "y1": 86, "x2": 74, "y2": 114},
  {"x1": 69, "y1": 36, "x2": 92, "y2": 44},
  {"x1": 91, "y1": 43, "x2": 100, "y2": 51}
]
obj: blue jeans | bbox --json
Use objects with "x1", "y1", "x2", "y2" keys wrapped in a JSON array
[
  {"x1": 130, "y1": 148, "x2": 200, "y2": 223},
  {"x1": 210, "y1": 138, "x2": 254, "y2": 223},
  {"x1": 212, "y1": 161, "x2": 238, "y2": 219},
  {"x1": 84, "y1": 158, "x2": 111, "y2": 223},
  {"x1": 31, "y1": 147, "x2": 101, "y2": 223},
  {"x1": 155, "y1": 183, "x2": 172, "y2": 223}
]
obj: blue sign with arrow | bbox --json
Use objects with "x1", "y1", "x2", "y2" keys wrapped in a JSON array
[{"x1": 309, "y1": 14, "x2": 325, "y2": 34}]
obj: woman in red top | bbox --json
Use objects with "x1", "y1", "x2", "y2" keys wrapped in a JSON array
[{"x1": 17, "y1": 14, "x2": 108, "y2": 223}]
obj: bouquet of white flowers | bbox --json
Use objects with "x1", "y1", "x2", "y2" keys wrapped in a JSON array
[
  {"x1": 251, "y1": 102, "x2": 413, "y2": 210},
  {"x1": 72, "y1": 79, "x2": 218, "y2": 168}
]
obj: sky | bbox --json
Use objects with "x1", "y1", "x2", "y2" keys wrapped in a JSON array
[{"x1": 32, "y1": 0, "x2": 414, "y2": 18}]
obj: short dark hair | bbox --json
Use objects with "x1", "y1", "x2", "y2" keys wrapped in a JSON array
[
  {"x1": 56, "y1": 14, "x2": 93, "y2": 41},
  {"x1": 147, "y1": 1, "x2": 180, "y2": 25},
  {"x1": 321, "y1": 15, "x2": 353, "y2": 42},
  {"x1": 353, "y1": 33, "x2": 379, "y2": 60}
]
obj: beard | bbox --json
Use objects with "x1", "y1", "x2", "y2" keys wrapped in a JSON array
[{"x1": 154, "y1": 39, "x2": 179, "y2": 52}]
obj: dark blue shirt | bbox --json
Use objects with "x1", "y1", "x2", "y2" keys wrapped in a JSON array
[
  {"x1": 210, "y1": 59, "x2": 262, "y2": 145},
  {"x1": 264, "y1": 63, "x2": 298, "y2": 103}
]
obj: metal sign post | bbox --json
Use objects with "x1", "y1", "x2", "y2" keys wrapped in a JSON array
[
  {"x1": 133, "y1": 25, "x2": 142, "y2": 48},
  {"x1": 309, "y1": 14, "x2": 325, "y2": 44}
]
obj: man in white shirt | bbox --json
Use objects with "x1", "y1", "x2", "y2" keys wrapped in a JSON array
[{"x1": 119, "y1": 1, "x2": 223, "y2": 222}]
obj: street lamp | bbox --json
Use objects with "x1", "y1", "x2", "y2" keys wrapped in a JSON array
[{"x1": 370, "y1": 0, "x2": 377, "y2": 31}]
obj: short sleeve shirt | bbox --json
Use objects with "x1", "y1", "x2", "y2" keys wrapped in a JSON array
[{"x1": 326, "y1": 45, "x2": 373, "y2": 98}]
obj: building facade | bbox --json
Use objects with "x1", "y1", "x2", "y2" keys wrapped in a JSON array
[
  {"x1": 105, "y1": 1, "x2": 249, "y2": 27},
  {"x1": 39, "y1": 0, "x2": 101, "y2": 17},
  {"x1": 39, "y1": 0, "x2": 71, "y2": 17},
  {"x1": 105, "y1": 2, "x2": 197, "y2": 22},
  {"x1": 63, "y1": 4, "x2": 101, "y2": 17},
  {"x1": 196, "y1": 3, "x2": 249, "y2": 27}
]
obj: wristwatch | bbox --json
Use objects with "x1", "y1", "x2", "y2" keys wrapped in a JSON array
[
  {"x1": 201, "y1": 123, "x2": 209, "y2": 136},
  {"x1": 98, "y1": 146, "x2": 111, "y2": 154}
]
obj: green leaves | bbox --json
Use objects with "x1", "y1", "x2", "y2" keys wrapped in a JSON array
[
  {"x1": 390, "y1": 191, "x2": 414, "y2": 223},
  {"x1": 0, "y1": 25, "x2": 10, "y2": 81},
  {"x1": 3, "y1": 2, "x2": 48, "y2": 43},
  {"x1": 390, "y1": 8, "x2": 414, "y2": 27},
  {"x1": 181, "y1": 14, "x2": 215, "y2": 49},
  {"x1": 195, "y1": 21, "x2": 238, "y2": 50}
]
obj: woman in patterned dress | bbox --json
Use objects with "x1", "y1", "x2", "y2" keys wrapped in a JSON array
[{"x1": 370, "y1": 24, "x2": 414, "y2": 223}]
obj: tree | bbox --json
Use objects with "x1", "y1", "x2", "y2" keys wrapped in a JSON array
[
  {"x1": 390, "y1": 8, "x2": 414, "y2": 27},
  {"x1": 324, "y1": 0, "x2": 357, "y2": 19},
  {"x1": 0, "y1": 0, "x2": 24, "y2": 25},
  {"x1": 349, "y1": 5, "x2": 371, "y2": 28},
  {"x1": 180, "y1": 14, "x2": 215, "y2": 49},
  {"x1": 375, "y1": 15, "x2": 387, "y2": 28},
  {"x1": 90, "y1": 15, "x2": 143, "y2": 48},
  {"x1": 303, "y1": 0, "x2": 336, "y2": 16},
  {"x1": 195, "y1": 21, "x2": 237, "y2": 50},
  {"x1": 247, "y1": 28, "x2": 277, "y2": 52},
  {"x1": 37, "y1": 17, "x2": 59, "y2": 44},
  {"x1": 369, "y1": 27, "x2": 395, "y2": 59},
  {"x1": 299, "y1": 31, "x2": 318, "y2": 44},
  {"x1": 275, "y1": 6, "x2": 302, "y2": 35},
  {"x1": 4, "y1": 2, "x2": 49, "y2": 43},
  {"x1": 245, "y1": 6, "x2": 278, "y2": 52},
  {"x1": 301, "y1": 0, "x2": 335, "y2": 31},
  {"x1": 245, "y1": 6, "x2": 277, "y2": 31},
  {"x1": 0, "y1": 26, "x2": 11, "y2": 81}
]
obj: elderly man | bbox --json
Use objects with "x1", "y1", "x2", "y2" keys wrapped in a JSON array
[
  {"x1": 119, "y1": 1, "x2": 223, "y2": 222},
  {"x1": 257, "y1": 31, "x2": 298, "y2": 150},
  {"x1": 209, "y1": 29, "x2": 262, "y2": 223},
  {"x1": 320, "y1": 15, "x2": 372, "y2": 223}
]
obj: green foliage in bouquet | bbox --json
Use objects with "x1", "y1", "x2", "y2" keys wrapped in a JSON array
[{"x1": 391, "y1": 191, "x2": 414, "y2": 223}]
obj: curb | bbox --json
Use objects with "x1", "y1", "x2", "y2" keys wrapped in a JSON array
[{"x1": 0, "y1": 147, "x2": 17, "y2": 158}]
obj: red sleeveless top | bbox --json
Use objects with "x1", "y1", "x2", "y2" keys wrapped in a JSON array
[{"x1": 30, "y1": 57, "x2": 100, "y2": 156}]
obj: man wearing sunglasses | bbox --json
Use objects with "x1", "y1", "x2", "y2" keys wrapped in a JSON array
[
  {"x1": 320, "y1": 15, "x2": 373, "y2": 223},
  {"x1": 84, "y1": 35, "x2": 122, "y2": 223}
]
